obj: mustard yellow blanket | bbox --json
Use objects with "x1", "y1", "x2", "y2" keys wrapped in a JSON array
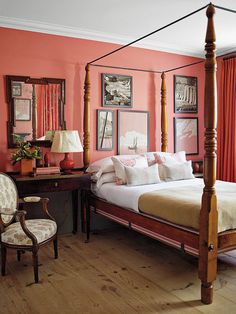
[{"x1": 138, "y1": 180, "x2": 236, "y2": 232}]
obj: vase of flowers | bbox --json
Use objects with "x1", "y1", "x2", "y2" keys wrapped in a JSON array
[{"x1": 11, "y1": 135, "x2": 41, "y2": 175}]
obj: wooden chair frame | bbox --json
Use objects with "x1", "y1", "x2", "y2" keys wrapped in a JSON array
[{"x1": 0, "y1": 174, "x2": 58, "y2": 283}]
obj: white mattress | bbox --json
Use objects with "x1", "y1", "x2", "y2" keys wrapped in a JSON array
[{"x1": 92, "y1": 178, "x2": 199, "y2": 212}]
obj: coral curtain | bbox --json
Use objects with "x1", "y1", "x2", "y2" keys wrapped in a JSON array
[
  {"x1": 36, "y1": 84, "x2": 60, "y2": 138},
  {"x1": 217, "y1": 57, "x2": 236, "y2": 182}
]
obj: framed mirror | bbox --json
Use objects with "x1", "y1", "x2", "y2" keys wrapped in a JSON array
[{"x1": 6, "y1": 75, "x2": 66, "y2": 148}]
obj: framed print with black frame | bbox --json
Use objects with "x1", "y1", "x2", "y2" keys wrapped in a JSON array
[
  {"x1": 97, "y1": 109, "x2": 114, "y2": 150},
  {"x1": 102, "y1": 73, "x2": 132, "y2": 107},
  {"x1": 174, "y1": 117, "x2": 199, "y2": 155},
  {"x1": 174, "y1": 75, "x2": 198, "y2": 113},
  {"x1": 118, "y1": 110, "x2": 149, "y2": 155}
]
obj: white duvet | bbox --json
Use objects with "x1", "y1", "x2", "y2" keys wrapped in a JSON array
[{"x1": 93, "y1": 178, "x2": 200, "y2": 212}]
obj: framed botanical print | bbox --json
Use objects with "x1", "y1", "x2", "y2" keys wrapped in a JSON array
[
  {"x1": 102, "y1": 73, "x2": 132, "y2": 107},
  {"x1": 174, "y1": 117, "x2": 199, "y2": 155},
  {"x1": 97, "y1": 109, "x2": 114, "y2": 150},
  {"x1": 118, "y1": 110, "x2": 149, "y2": 155},
  {"x1": 14, "y1": 98, "x2": 31, "y2": 121},
  {"x1": 174, "y1": 75, "x2": 198, "y2": 113}
]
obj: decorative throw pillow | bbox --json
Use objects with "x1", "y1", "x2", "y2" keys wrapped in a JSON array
[
  {"x1": 161, "y1": 160, "x2": 195, "y2": 181},
  {"x1": 142, "y1": 151, "x2": 186, "y2": 166},
  {"x1": 86, "y1": 155, "x2": 140, "y2": 180},
  {"x1": 125, "y1": 164, "x2": 161, "y2": 186},
  {"x1": 111, "y1": 156, "x2": 148, "y2": 185},
  {"x1": 154, "y1": 151, "x2": 186, "y2": 164}
]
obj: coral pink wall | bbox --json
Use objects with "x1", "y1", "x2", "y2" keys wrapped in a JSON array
[{"x1": 0, "y1": 27, "x2": 204, "y2": 171}]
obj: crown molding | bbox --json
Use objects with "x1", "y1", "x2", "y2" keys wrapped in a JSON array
[{"x1": 0, "y1": 16, "x2": 205, "y2": 58}]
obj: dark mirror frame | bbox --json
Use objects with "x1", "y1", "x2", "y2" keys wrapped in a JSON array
[{"x1": 6, "y1": 75, "x2": 66, "y2": 148}]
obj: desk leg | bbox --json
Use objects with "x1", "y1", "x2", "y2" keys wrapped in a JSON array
[
  {"x1": 85, "y1": 191, "x2": 90, "y2": 242},
  {"x1": 72, "y1": 190, "x2": 78, "y2": 234},
  {"x1": 81, "y1": 190, "x2": 85, "y2": 233}
]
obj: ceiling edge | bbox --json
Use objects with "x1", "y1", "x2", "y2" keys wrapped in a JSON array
[{"x1": 0, "y1": 16, "x2": 205, "y2": 58}]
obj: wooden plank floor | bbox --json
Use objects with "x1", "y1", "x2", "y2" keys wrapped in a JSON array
[{"x1": 1, "y1": 226, "x2": 236, "y2": 314}]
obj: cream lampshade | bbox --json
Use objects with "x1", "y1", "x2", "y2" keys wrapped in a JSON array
[{"x1": 51, "y1": 130, "x2": 83, "y2": 172}]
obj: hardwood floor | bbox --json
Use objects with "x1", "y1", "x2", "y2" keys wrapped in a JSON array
[{"x1": 1, "y1": 226, "x2": 236, "y2": 313}]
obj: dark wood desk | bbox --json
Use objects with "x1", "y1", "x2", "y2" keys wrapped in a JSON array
[{"x1": 11, "y1": 172, "x2": 91, "y2": 233}]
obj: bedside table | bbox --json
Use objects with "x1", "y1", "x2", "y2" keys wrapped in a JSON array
[{"x1": 11, "y1": 171, "x2": 91, "y2": 233}]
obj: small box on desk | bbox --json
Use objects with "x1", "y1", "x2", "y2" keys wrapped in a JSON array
[{"x1": 34, "y1": 166, "x2": 61, "y2": 176}]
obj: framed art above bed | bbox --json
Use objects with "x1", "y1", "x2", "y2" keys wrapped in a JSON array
[
  {"x1": 97, "y1": 109, "x2": 114, "y2": 151},
  {"x1": 118, "y1": 110, "x2": 149, "y2": 155},
  {"x1": 102, "y1": 73, "x2": 132, "y2": 107},
  {"x1": 174, "y1": 75, "x2": 198, "y2": 113},
  {"x1": 174, "y1": 117, "x2": 199, "y2": 155}
]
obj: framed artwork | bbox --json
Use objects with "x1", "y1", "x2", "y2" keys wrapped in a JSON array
[
  {"x1": 174, "y1": 75, "x2": 198, "y2": 113},
  {"x1": 14, "y1": 98, "x2": 31, "y2": 121},
  {"x1": 97, "y1": 109, "x2": 114, "y2": 150},
  {"x1": 174, "y1": 117, "x2": 199, "y2": 155},
  {"x1": 12, "y1": 82, "x2": 22, "y2": 97},
  {"x1": 118, "y1": 110, "x2": 149, "y2": 155},
  {"x1": 102, "y1": 73, "x2": 132, "y2": 107}
]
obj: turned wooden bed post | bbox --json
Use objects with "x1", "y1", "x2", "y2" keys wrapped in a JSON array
[
  {"x1": 198, "y1": 3, "x2": 218, "y2": 305},
  {"x1": 161, "y1": 72, "x2": 168, "y2": 152},
  {"x1": 83, "y1": 64, "x2": 91, "y2": 168}
]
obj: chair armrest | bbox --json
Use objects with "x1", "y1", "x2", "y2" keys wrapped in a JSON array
[
  {"x1": 15, "y1": 210, "x2": 38, "y2": 245},
  {"x1": 19, "y1": 197, "x2": 55, "y2": 222}
]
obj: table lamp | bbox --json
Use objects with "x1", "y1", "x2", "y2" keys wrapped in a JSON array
[{"x1": 51, "y1": 130, "x2": 83, "y2": 172}]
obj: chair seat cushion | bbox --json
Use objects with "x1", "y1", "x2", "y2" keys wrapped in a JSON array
[{"x1": 1, "y1": 219, "x2": 57, "y2": 246}]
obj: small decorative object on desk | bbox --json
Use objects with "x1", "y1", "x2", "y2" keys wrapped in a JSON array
[
  {"x1": 34, "y1": 166, "x2": 61, "y2": 176},
  {"x1": 11, "y1": 134, "x2": 41, "y2": 175}
]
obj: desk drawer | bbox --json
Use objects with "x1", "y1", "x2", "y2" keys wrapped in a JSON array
[{"x1": 16, "y1": 176, "x2": 90, "y2": 197}]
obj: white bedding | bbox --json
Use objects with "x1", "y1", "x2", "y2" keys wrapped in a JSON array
[{"x1": 92, "y1": 178, "x2": 199, "y2": 212}]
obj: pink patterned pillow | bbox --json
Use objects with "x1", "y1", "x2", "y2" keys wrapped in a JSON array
[
  {"x1": 154, "y1": 151, "x2": 186, "y2": 164},
  {"x1": 111, "y1": 156, "x2": 148, "y2": 185}
]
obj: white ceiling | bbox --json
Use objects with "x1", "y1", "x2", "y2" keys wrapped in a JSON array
[{"x1": 0, "y1": 0, "x2": 235, "y2": 58}]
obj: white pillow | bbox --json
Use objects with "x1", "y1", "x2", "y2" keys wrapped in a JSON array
[
  {"x1": 125, "y1": 164, "x2": 161, "y2": 186},
  {"x1": 111, "y1": 156, "x2": 148, "y2": 185},
  {"x1": 154, "y1": 151, "x2": 186, "y2": 164},
  {"x1": 95, "y1": 172, "x2": 116, "y2": 189},
  {"x1": 86, "y1": 155, "x2": 140, "y2": 180},
  {"x1": 142, "y1": 151, "x2": 186, "y2": 166},
  {"x1": 161, "y1": 161, "x2": 195, "y2": 181}
]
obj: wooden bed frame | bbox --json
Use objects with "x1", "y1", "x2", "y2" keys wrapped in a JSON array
[{"x1": 82, "y1": 4, "x2": 236, "y2": 304}]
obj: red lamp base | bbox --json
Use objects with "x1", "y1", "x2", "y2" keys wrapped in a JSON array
[{"x1": 60, "y1": 153, "x2": 74, "y2": 172}]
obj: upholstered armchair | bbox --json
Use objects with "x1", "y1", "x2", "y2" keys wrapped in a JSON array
[{"x1": 0, "y1": 173, "x2": 58, "y2": 283}]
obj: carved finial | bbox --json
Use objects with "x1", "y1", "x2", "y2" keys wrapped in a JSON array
[{"x1": 206, "y1": 3, "x2": 215, "y2": 18}]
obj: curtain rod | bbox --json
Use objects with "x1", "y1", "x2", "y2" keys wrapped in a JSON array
[
  {"x1": 223, "y1": 55, "x2": 236, "y2": 60},
  {"x1": 88, "y1": 4, "x2": 208, "y2": 65}
]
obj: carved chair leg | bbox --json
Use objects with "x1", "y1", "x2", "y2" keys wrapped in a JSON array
[
  {"x1": 1, "y1": 245, "x2": 7, "y2": 276},
  {"x1": 53, "y1": 238, "x2": 58, "y2": 259},
  {"x1": 32, "y1": 249, "x2": 39, "y2": 283},
  {"x1": 17, "y1": 250, "x2": 21, "y2": 262}
]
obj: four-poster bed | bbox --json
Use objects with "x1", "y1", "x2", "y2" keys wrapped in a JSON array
[{"x1": 82, "y1": 3, "x2": 236, "y2": 305}]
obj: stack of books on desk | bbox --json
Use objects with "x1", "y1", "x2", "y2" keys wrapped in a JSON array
[{"x1": 34, "y1": 166, "x2": 61, "y2": 175}]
